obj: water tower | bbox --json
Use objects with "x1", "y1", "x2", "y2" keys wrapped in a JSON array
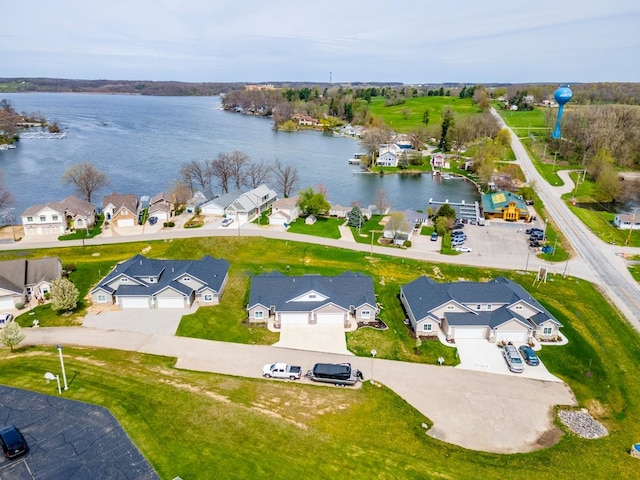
[{"x1": 551, "y1": 85, "x2": 573, "y2": 139}]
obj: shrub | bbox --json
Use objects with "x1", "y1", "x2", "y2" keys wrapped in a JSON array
[
  {"x1": 163, "y1": 221, "x2": 175, "y2": 228},
  {"x1": 404, "y1": 240, "x2": 412, "y2": 248},
  {"x1": 15, "y1": 302, "x2": 25, "y2": 310}
]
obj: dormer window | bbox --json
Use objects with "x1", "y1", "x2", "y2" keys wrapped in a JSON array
[
  {"x1": 515, "y1": 305, "x2": 523, "y2": 310},
  {"x1": 27, "y1": 216, "x2": 33, "y2": 222},
  {"x1": 476, "y1": 304, "x2": 481, "y2": 310},
  {"x1": 446, "y1": 305, "x2": 454, "y2": 310},
  {"x1": 40, "y1": 215, "x2": 46, "y2": 222},
  {"x1": 121, "y1": 278, "x2": 128, "y2": 282},
  {"x1": 183, "y1": 276, "x2": 191, "y2": 282}
]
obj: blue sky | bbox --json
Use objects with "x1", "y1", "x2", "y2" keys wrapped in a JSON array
[{"x1": 3, "y1": 0, "x2": 639, "y2": 84}]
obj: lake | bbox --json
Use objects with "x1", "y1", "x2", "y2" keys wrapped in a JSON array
[{"x1": 0, "y1": 93, "x2": 479, "y2": 216}]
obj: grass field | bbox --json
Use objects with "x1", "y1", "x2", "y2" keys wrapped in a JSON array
[
  {"x1": 363, "y1": 96, "x2": 478, "y2": 132},
  {"x1": 2, "y1": 235, "x2": 640, "y2": 479}
]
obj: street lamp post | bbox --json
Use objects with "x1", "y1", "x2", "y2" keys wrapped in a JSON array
[
  {"x1": 55, "y1": 345, "x2": 69, "y2": 390},
  {"x1": 626, "y1": 207, "x2": 639, "y2": 246},
  {"x1": 45, "y1": 372, "x2": 61, "y2": 395},
  {"x1": 370, "y1": 349, "x2": 377, "y2": 384}
]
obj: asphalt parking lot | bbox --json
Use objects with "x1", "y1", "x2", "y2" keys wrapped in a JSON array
[{"x1": 0, "y1": 386, "x2": 158, "y2": 480}]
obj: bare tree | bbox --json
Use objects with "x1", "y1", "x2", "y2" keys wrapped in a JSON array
[
  {"x1": 272, "y1": 160, "x2": 299, "y2": 198},
  {"x1": 407, "y1": 126, "x2": 429, "y2": 150},
  {"x1": 0, "y1": 173, "x2": 13, "y2": 210},
  {"x1": 375, "y1": 189, "x2": 390, "y2": 214},
  {"x1": 179, "y1": 160, "x2": 210, "y2": 193},
  {"x1": 210, "y1": 154, "x2": 235, "y2": 194},
  {"x1": 228, "y1": 151, "x2": 249, "y2": 190},
  {"x1": 246, "y1": 159, "x2": 272, "y2": 188},
  {"x1": 62, "y1": 162, "x2": 109, "y2": 203},
  {"x1": 169, "y1": 180, "x2": 192, "y2": 207},
  {"x1": 360, "y1": 127, "x2": 392, "y2": 165}
]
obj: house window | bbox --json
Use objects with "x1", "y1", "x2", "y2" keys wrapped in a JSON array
[
  {"x1": 121, "y1": 278, "x2": 128, "y2": 282},
  {"x1": 487, "y1": 304, "x2": 492, "y2": 310},
  {"x1": 148, "y1": 277, "x2": 156, "y2": 283},
  {"x1": 361, "y1": 310, "x2": 371, "y2": 319},
  {"x1": 255, "y1": 311, "x2": 264, "y2": 320},
  {"x1": 203, "y1": 294, "x2": 213, "y2": 302},
  {"x1": 39, "y1": 215, "x2": 46, "y2": 222},
  {"x1": 446, "y1": 305, "x2": 454, "y2": 310},
  {"x1": 52, "y1": 214, "x2": 59, "y2": 221},
  {"x1": 309, "y1": 294, "x2": 316, "y2": 299},
  {"x1": 476, "y1": 304, "x2": 481, "y2": 310},
  {"x1": 515, "y1": 305, "x2": 523, "y2": 310},
  {"x1": 543, "y1": 327, "x2": 553, "y2": 335},
  {"x1": 27, "y1": 216, "x2": 33, "y2": 222},
  {"x1": 97, "y1": 293, "x2": 107, "y2": 302},
  {"x1": 423, "y1": 324, "x2": 432, "y2": 331},
  {"x1": 183, "y1": 276, "x2": 191, "y2": 282}
]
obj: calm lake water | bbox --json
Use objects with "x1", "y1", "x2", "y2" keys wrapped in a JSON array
[{"x1": 0, "y1": 93, "x2": 479, "y2": 215}]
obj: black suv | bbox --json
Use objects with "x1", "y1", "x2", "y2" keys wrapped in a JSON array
[{"x1": 0, "y1": 425, "x2": 28, "y2": 459}]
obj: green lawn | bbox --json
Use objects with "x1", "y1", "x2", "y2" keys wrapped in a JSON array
[
  {"x1": 363, "y1": 96, "x2": 479, "y2": 132},
  {"x1": 286, "y1": 216, "x2": 343, "y2": 239},
  {"x1": 2, "y1": 236, "x2": 640, "y2": 478},
  {"x1": 496, "y1": 107, "x2": 549, "y2": 130}
]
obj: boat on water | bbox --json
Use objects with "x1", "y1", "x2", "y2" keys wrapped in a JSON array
[{"x1": 347, "y1": 152, "x2": 365, "y2": 164}]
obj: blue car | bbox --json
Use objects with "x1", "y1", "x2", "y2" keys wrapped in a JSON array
[
  {"x1": 430, "y1": 232, "x2": 438, "y2": 241},
  {"x1": 518, "y1": 345, "x2": 540, "y2": 366}
]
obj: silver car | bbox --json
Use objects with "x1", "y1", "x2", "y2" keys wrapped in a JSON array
[{"x1": 501, "y1": 344, "x2": 524, "y2": 373}]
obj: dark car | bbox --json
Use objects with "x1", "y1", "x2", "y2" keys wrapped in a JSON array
[
  {"x1": 525, "y1": 227, "x2": 543, "y2": 235},
  {"x1": 529, "y1": 240, "x2": 540, "y2": 248},
  {"x1": 430, "y1": 232, "x2": 438, "y2": 241},
  {"x1": 518, "y1": 345, "x2": 540, "y2": 366},
  {"x1": 0, "y1": 425, "x2": 28, "y2": 459}
]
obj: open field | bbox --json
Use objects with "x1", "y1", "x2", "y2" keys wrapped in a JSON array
[
  {"x1": 364, "y1": 96, "x2": 478, "y2": 132},
  {"x1": 3, "y1": 237, "x2": 640, "y2": 478}
]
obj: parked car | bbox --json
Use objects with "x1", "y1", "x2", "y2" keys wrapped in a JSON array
[
  {"x1": 518, "y1": 345, "x2": 540, "y2": 366},
  {"x1": 526, "y1": 227, "x2": 543, "y2": 235},
  {"x1": 0, "y1": 425, "x2": 28, "y2": 459},
  {"x1": 306, "y1": 363, "x2": 363, "y2": 386},
  {"x1": 452, "y1": 229, "x2": 465, "y2": 236},
  {"x1": 451, "y1": 238, "x2": 465, "y2": 246},
  {"x1": 262, "y1": 363, "x2": 302, "y2": 380},
  {"x1": 0, "y1": 312, "x2": 13, "y2": 328},
  {"x1": 501, "y1": 344, "x2": 524, "y2": 373},
  {"x1": 221, "y1": 218, "x2": 234, "y2": 227},
  {"x1": 430, "y1": 232, "x2": 438, "y2": 241},
  {"x1": 529, "y1": 240, "x2": 540, "y2": 248},
  {"x1": 148, "y1": 216, "x2": 158, "y2": 225},
  {"x1": 461, "y1": 218, "x2": 469, "y2": 224},
  {"x1": 470, "y1": 218, "x2": 477, "y2": 225},
  {"x1": 454, "y1": 246, "x2": 472, "y2": 253}
]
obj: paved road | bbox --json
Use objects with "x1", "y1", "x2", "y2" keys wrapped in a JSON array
[
  {"x1": 22, "y1": 327, "x2": 576, "y2": 454},
  {"x1": 492, "y1": 109, "x2": 640, "y2": 330}
]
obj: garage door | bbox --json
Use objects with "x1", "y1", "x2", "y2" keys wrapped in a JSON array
[
  {"x1": 120, "y1": 296, "x2": 150, "y2": 309},
  {"x1": 280, "y1": 313, "x2": 309, "y2": 325},
  {"x1": 495, "y1": 329, "x2": 529, "y2": 343},
  {"x1": 0, "y1": 297, "x2": 15, "y2": 310},
  {"x1": 118, "y1": 218, "x2": 135, "y2": 227},
  {"x1": 156, "y1": 297, "x2": 185, "y2": 308},
  {"x1": 316, "y1": 313, "x2": 344, "y2": 325},
  {"x1": 454, "y1": 326, "x2": 486, "y2": 339}
]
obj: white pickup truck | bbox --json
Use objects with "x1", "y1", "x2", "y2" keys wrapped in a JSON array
[{"x1": 262, "y1": 363, "x2": 303, "y2": 380}]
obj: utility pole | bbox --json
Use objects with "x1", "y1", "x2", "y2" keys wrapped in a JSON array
[{"x1": 626, "y1": 207, "x2": 639, "y2": 245}]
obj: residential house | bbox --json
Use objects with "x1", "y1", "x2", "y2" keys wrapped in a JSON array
[
  {"x1": 202, "y1": 184, "x2": 277, "y2": 225},
  {"x1": 377, "y1": 144, "x2": 401, "y2": 167},
  {"x1": 60, "y1": 195, "x2": 97, "y2": 230},
  {"x1": 21, "y1": 202, "x2": 66, "y2": 236},
  {"x1": 186, "y1": 190, "x2": 213, "y2": 214},
  {"x1": 329, "y1": 204, "x2": 372, "y2": 219},
  {"x1": 400, "y1": 276, "x2": 563, "y2": 343},
  {"x1": 269, "y1": 195, "x2": 300, "y2": 226},
  {"x1": 382, "y1": 212, "x2": 412, "y2": 246},
  {"x1": 403, "y1": 210, "x2": 429, "y2": 230},
  {"x1": 613, "y1": 213, "x2": 640, "y2": 230},
  {"x1": 148, "y1": 192, "x2": 175, "y2": 223},
  {"x1": 0, "y1": 257, "x2": 63, "y2": 309},
  {"x1": 481, "y1": 191, "x2": 531, "y2": 222},
  {"x1": 90, "y1": 254, "x2": 230, "y2": 309},
  {"x1": 103, "y1": 193, "x2": 139, "y2": 227},
  {"x1": 292, "y1": 113, "x2": 318, "y2": 126},
  {"x1": 247, "y1": 271, "x2": 378, "y2": 328},
  {"x1": 430, "y1": 153, "x2": 450, "y2": 169}
]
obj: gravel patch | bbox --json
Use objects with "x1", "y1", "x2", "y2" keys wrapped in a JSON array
[{"x1": 558, "y1": 409, "x2": 608, "y2": 439}]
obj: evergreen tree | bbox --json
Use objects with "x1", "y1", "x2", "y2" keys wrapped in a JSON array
[{"x1": 347, "y1": 205, "x2": 365, "y2": 229}]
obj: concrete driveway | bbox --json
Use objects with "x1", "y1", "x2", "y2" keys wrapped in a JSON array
[
  {"x1": 274, "y1": 324, "x2": 352, "y2": 356},
  {"x1": 455, "y1": 339, "x2": 562, "y2": 382},
  {"x1": 82, "y1": 307, "x2": 193, "y2": 335}
]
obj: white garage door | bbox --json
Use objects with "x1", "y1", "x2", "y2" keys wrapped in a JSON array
[
  {"x1": 495, "y1": 330, "x2": 529, "y2": 343},
  {"x1": 120, "y1": 296, "x2": 150, "y2": 309},
  {"x1": 118, "y1": 218, "x2": 135, "y2": 227},
  {"x1": 280, "y1": 313, "x2": 309, "y2": 325},
  {"x1": 156, "y1": 297, "x2": 185, "y2": 308},
  {"x1": 0, "y1": 297, "x2": 15, "y2": 310},
  {"x1": 454, "y1": 326, "x2": 486, "y2": 339},
  {"x1": 316, "y1": 313, "x2": 344, "y2": 325}
]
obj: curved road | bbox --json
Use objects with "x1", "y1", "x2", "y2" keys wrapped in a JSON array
[{"x1": 492, "y1": 109, "x2": 640, "y2": 330}]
